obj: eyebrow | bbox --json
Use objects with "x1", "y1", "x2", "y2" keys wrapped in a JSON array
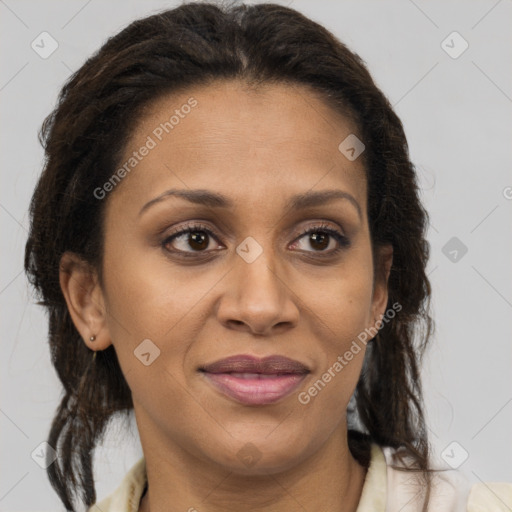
[{"x1": 139, "y1": 188, "x2": 362, "y2": 220}]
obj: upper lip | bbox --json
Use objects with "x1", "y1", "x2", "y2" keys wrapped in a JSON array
[{"x1": 200, "y1": 355, "x2": 310, "y2": 375}]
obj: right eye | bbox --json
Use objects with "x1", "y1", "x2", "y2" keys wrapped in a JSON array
[{"x1": 162, "y1": 223, "x2": 224, "y2": 256}]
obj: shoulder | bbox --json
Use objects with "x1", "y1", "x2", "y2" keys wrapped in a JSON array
[
  {"x1": 377, "y1": 444, "x2": 512, "y2": 512},
  {"x1": 88, "y1": 495, "x2": 112, "y2": 512},
  {"x1": 467, "y1": 482, "x2": 512, "y2": 512},
  {"x1": 87, "y1": 457, "x2": 147, "y2": 512}
]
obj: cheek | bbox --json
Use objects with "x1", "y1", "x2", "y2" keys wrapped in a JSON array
[
  {"x1": 312, "y1": 281, "x2": 372, "y2": 384},
  {"x1": 100, "y1": 241, "x2": 203, "y2": 402},
  {"x1": 298, "y1": 277, "x2": 372, "y2": 421},
  {"x1": 314, "y1": 283, "x2": 372, "y2": 333},
  {"x1": 300, "y1": 247, "x2": 374, "y2": 395},
  {"x1": 306, "y1": 259, "x2": 375, "y2": 344},
  {"x1": 101, "y1": 233, "x2": 205, "y2": 340}
]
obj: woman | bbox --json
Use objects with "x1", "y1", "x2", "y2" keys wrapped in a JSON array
[{"x1": 24, "y1": 2, "x2": 511, "y2": 511}]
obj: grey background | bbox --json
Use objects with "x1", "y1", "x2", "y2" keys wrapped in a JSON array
[{"x1": 1, "y1": 0, "x2": 511, "y2": 510}]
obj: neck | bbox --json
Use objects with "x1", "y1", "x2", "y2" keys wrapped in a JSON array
[{"x1": 137, "y1": 422, "x2": 367, "y2": 512}]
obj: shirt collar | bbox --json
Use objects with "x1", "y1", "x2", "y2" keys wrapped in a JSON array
[{"x1": 355, "y1": 443, "x2": 387, "y2": 512}]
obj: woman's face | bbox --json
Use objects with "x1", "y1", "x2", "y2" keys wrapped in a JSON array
[{"x1": 72, "y1": 80, "x2": 392, "y2": 474}]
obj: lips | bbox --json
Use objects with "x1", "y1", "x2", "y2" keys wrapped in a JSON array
[
  {"x1": 200, "y1": 355, "x2": 310, "y2": 374},
  {"x1": 199, "y1": 355, "x2": 309, "y2": 405}
]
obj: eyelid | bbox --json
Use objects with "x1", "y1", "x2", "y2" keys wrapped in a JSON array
[{"x1": 294, "y1": 221, "x2": 345, "y2": 239}]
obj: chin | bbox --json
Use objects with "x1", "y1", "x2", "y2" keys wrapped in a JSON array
[{"x1": 205, "y1": 433, "x2": 315, "y2": 476}]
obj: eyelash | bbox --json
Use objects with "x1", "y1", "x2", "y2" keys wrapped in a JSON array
[{"x1": 161, "y1": 221, "x2": 350, "y2": 259}]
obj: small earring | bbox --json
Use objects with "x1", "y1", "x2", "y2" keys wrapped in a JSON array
[{"x1": 89, "y1": 335, "x2": 96, "y2": 342}]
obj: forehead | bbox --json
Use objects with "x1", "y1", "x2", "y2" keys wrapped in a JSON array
[{"x1": 107, "y1": 80, "x2": 367, "y2": 216}]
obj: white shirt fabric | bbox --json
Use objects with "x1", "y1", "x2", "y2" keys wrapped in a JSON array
[{"x1": 88, "y1": 443, "x2": 512, "y2": 511}]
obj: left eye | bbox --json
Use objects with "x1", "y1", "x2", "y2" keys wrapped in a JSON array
[
  {"x1": 291, "y1": 226, "x2": 350, "y2": 253},
  {"x1": 162, "y1": 222, "x2": 350, "y2": 256}
]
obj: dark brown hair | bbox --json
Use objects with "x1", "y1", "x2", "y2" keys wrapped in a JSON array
[{"x1": 24, "y1": 1, "x2": 434, "y2": 510}]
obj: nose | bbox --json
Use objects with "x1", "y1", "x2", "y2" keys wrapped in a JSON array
[{"x1": 215, "y1": 245, "x2": 299, "y2": 336}]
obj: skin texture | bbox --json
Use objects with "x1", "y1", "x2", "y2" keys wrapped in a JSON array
[{"x1": 60, "y1": 80, "x2": 393, "y2": 512}]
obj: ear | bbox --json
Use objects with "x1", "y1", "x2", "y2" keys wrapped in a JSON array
[
  {"x1": 59, "y1": 252, "x2": 112, "y2": 351},
  {"x1": 370, "y1": 243, "x2": 394, "y2": 327}
]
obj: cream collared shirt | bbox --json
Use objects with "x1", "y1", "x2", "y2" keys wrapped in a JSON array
[{"x1": 88, "y1": 444, "x2": 512, "y2": 512}]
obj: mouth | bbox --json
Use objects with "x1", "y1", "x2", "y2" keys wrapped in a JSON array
[{"x1": 199, "y1": 354, "x2": 310, "y2": 406}]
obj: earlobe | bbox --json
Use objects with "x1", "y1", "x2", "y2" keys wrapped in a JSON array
[{"x1": 59, "y1": 252, "x2": 112, "y2": 351}]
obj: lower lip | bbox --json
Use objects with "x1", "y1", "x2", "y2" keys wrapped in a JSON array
[{"x1": 202, "y1": 372, "x2": 307, "y2": 405}]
